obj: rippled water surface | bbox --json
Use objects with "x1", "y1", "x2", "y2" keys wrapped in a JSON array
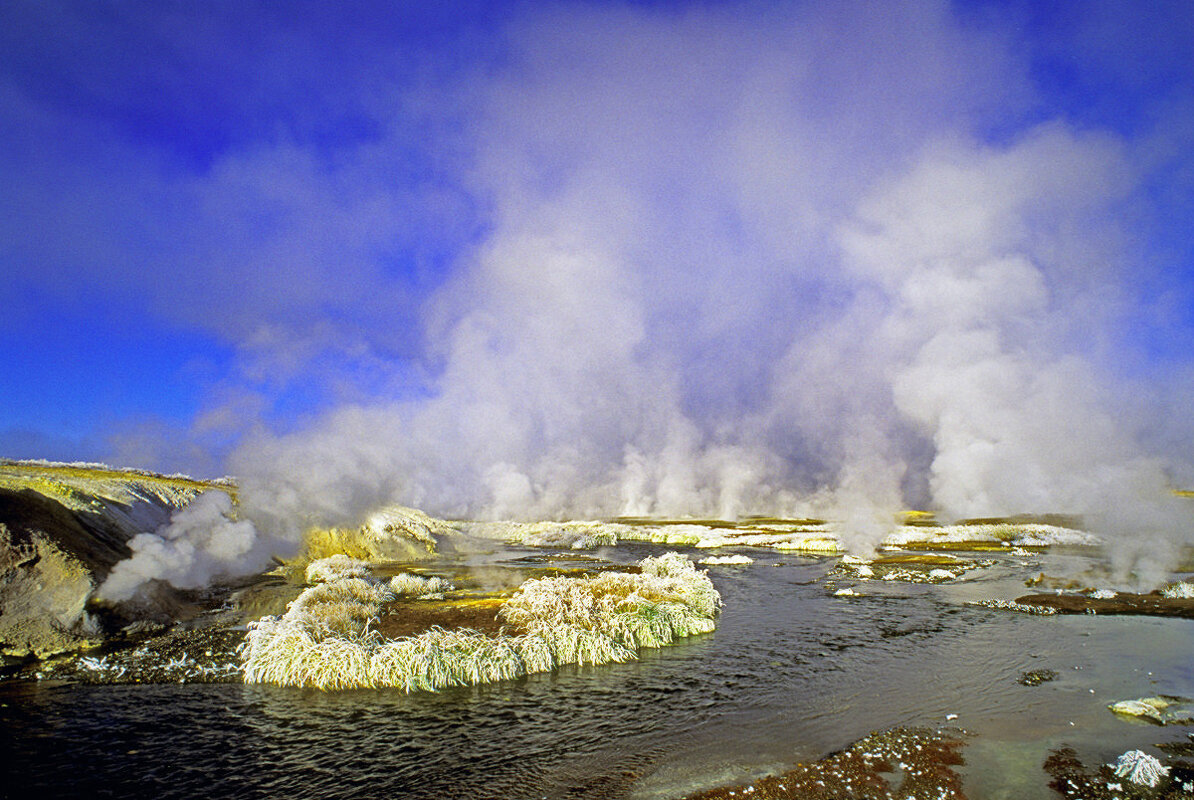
[{"x1": 3, "y1": 546, "x2": 1193, "y2": 799}]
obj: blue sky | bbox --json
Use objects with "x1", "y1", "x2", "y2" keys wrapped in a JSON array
[
  {"x1": 1, "y1": 1, "x2": 1192, "y2": 523},
  {"x1": 1, "y1": 1, "x2": 500, "y2": 463}
]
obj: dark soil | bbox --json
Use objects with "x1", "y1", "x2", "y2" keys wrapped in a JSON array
[
  {"x1": 1157, "y1": 736, "x2": 1194, "y2": 758},
  {"x1": 682, "y1": 727, "x2": 968, "y2": 800},
  {"x1": 375, "y1": 599, "x2": 512, "y2": 638},
  {"x1": 16, "y1": 622, "x2": 245, "y2": 684},
  {"x1": 1015, "y1": 593, "x2": 1194, "y2": 618}
]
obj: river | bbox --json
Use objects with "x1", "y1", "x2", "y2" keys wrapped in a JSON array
[{"x1": 3, "y1": 545, "x2": 1191, "y2": 799}]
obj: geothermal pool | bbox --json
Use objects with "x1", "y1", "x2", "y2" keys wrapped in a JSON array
[{"x1": 3, "y1": 544, "x2": 1192, "y2": 799}]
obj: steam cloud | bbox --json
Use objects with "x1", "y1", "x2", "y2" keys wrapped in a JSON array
[{"x1": 63, "y1": 2, "x2": 1192, "y2": 596}]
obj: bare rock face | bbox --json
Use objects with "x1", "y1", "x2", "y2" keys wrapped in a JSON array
[
  {"x1": 0, "y1": 463, "x2": 220, "y2": 658},
  {"x1": 0, "y1": 489, "x2": 119, "y2": 656}
]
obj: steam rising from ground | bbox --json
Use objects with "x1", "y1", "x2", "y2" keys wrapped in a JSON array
[
  {"x1": 101, "y1": 492, "x2": 260, "y2": 601},
  {"x1": 84, "y1": 3, "x2": 1192, "y2": 594}
]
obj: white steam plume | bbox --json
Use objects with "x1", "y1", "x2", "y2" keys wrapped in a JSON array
[
  {"x1": 98, "y1": 2, "x2": 1193, "y2": 597},
  {"x1": 100, "y1": 492, "x2": 261, "y2": 601}
]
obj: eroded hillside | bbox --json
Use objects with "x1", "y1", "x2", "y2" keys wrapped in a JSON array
[{"x1": 0, "y1": 460, "x2": 231, "y2": 657}]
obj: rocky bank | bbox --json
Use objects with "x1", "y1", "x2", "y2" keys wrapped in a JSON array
[{"x1": 0, "y1": 460, "x2": 226, "y2": 658}]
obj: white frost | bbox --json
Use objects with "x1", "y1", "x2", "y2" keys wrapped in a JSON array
[
  {"x1": 1161, "y1": 581, "x2": 1194, "y2": 599},
  {"x1": 1110, "y1": 749, "x2": 1168, "y2": 787},
  {"x1": 699, "y1": 555, "x2": 754, "y2": 565}
]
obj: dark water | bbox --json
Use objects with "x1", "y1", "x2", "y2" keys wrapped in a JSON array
[{"x1": 3, "y1": 547, "x2": 1192, "y2": 800}]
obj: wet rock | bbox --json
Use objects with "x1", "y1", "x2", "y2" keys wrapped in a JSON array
[
  {"x1": 1156, "y1": 733, "x2": 1194, "y2": 758},
  {"x1": 1018, "y1": 668, "x2": 1058, "y2": 686},
  {"x1": 19, "y1": 623, "x2": 246, "y2": 685},
  {"x1": 1109, "y1": 696, "x2": 1194, "y2": 726}
]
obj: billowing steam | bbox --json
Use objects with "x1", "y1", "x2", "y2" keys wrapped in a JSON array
[
  {"x1": 89, "y1": 2, "x2": 1192, "y2": 598},
  {"x1": 101, "y1": 492, "x2": 260, "y2": 601}
]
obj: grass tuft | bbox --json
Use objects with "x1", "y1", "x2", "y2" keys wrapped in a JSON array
[
  {"x1": 305, "y1": 555, "x2": 371, "y2": 584},
  {"x1": 389, "y1": 572, "x2": 454, "y2": 599},
  {"x1": 241, "y1": 552, "x2": 720, "y2": 692}
]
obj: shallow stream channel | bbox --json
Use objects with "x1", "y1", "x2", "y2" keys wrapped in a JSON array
[{"x1": 3, "y1": 544, "x2": 1193, "y2": 799}]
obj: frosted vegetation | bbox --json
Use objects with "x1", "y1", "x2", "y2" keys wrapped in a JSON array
[
  {"x1": 829, "y1": 552, "x2": 996, "y2": 586},
  {"x1": 0, "y1": 460, "x2": 219, "y2": 538},
  {"x1": 304, "y1": 555, "x2": 371, "y2": 584},
  {"x1": 880, "y1": 522, "x2": 1099, "y2": 548},
  {"x1": 469, "y1": 517, "x2": 1100, "y2": 556},
  {"x1": 967, "y1": 599, "x2": 1058, "y2": 616},
  {"x1": 1111, "y1": 749, "x2": 1169, "y2": 787},
  {"x1": 389, "y1": 573, "x2": 454, "y2": 599},
  {"x1": 465, "y1": 520, "x2": 620, "y2": 550},
  {"x1": 290, "y1": 505, "x2": 452, "y2": 570},
  {"x1": 240, "y1": 552, "x2": 720, "y2": 691},
  {"x1": 1161, "y1": 581, "x2": 1194, "y2": 599},
  {"x1": 699, "y1": 554, "x2": 754, "y2": 565}
]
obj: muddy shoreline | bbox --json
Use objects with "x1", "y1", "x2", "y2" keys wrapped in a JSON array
[{"x1": 1016, "y1": 592, "x2": 1194, "y2": 618}]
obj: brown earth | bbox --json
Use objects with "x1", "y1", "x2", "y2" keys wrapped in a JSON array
[
  {"x1": 681, "y1": 727, "x2": 968, "y2": 800},
  {"x1": 374, "y1": 597, "x2": 514, "y2": 639},
  {"x1": 1015, "y1": 592, "x2": 1194, "y2": 618}
]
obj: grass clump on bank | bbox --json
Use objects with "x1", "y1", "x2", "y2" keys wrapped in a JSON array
[
  {"x1": 500, "y1": 551, "x2": 720, "y2": 652},
  {"x1": 304, "y1": 555, "x2": 371, "y2": 584},
  {"x1": 389, "y1": 572, "x2": 454, "y2": 599},
  {"x1": 240, "y1": 552, "x2": 721, "y2": 691}
]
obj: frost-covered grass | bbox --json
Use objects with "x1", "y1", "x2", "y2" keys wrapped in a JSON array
[
  {"x1": 283, "y1": 577, "x2": 394, "y2": 638},
  {"x1": 468, "y1": 520, "x2": 622, "y2": 549},
  {"x1": 240, "y1": 573, "x2": 392, "y2": 689},
  {"x1": 305, "y1": 555, "x2": 371, "y2": 584},
  {"x1": 369, "y1": 627, "x2": 526, "y2": 691},
  {"x1": 968, "y1": 599, "x2": 1058, "y2": 615},
  {"x1": 241, "y1": 552, "x2": 721, "y2": 691},
  {"x1": 621, "y1": 523, "x2": 840, "y2": 552},
  {"x1": 521, "y1": 529, "x2": 618, "y2": 549},
  {"x1": 389, "y1": 572, "x2": 454, "y2": 599},
  {"x1": 462, "y1": 513, "x2": 1105, "y2": 558},
  {"x1": 0, "y1": 459, "x2": 224, "y2": 513},
  {"x1": 499, "y1": 551, "x2": 719, "y2": 655},
  {"x1": 0, "y1": 458, "x2": 228, "y2": 487},
  {"x1": 287, "y1": 506, "x2": 452, "y2": 575},
  {"x1": 1110, "y1": 749, "x2": 1169, "y2": 787},
  {"x1": 882, "y1": 522, "x2": 1099, "y2": 548},
  {"x1": 699, "y1": 554, "x2": 754, "y2": 565},
  {"x1": 466, "y1": 518, "x2": 841, "y2": 552},
  {"x1": 241, "y1": 618, "x2": 377, "y2": 690},
  {"x1": 290, "y1": 577, "x2": 393, "y2": 610},
  {"x1": 1161, "y1": 581, "x2": 1194, "y2": 599}
]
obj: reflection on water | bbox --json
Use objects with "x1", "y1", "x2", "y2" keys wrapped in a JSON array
[{"x1": 2, "y1": 547, "x2": 1192, "y2": 800}]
